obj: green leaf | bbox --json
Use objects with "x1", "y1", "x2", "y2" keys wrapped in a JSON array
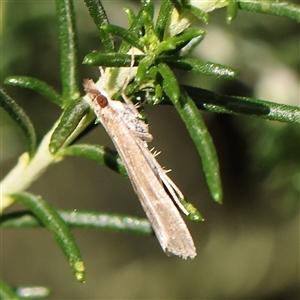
[
  {"x1": 55, "y1": 0, "x2": 80, "y2": 102},
  {"x1": 178, "y1": 35, "x2": 205, "y2": 57},
  {"x1": 154, "y1": 81, "x2": 164, "y2": 105},
  {"x1": 187, "y1": 4, "x2": 209, "y2": 24},
  {"x1": 135, "y1": 55, "x2": 155, "y2": 85},
  {"x1": 169, "y1": 88, "x2": 223, "y2": 203},
  {"x1": 119, "y1": 0, "x2": 155, "y2": 53},
  {"x1": 163, "y1": 57, "x2": 239, "y2": 78},
  {"x1": 5, "y1": 76, "x2": 64, "y2": 107},
  {"x1": 140, "y1": 10, "x2": 156, "y2": 44},
  {"x1": 1, "y1": 210, "x2": 44, "y2": 228},
  {"x1": 0, "y1": 279, "x2": 21, "y2": 300},
  {"x1": 59, "y1": 144, "x2": 127, "y2": 177},
  {"x1": 157, "y1": 62, "x2": 180, "y2": 103},
  {"x1": 60, "y1": 210, "x2": 152, "y2": 234},
  {"x1": 155, "y1": 0, "x2": 174, "y2": 40},
  {"x1": 124, "y1": 7, "x2": 137, "y2": 26},
  {"x1": 155, "y1": 29, "x2": 206, "y2": 55},
  {"x1": 49, "y1": 97, "x2": 90, "y2": 154},
  {"x1": 183, "y1": 85, "x2": 300, "y2": 125},
  {"x1": 10, "y1": 192, "x2": 85, "y2": 283},
  {"x1": 239, "y1": 0, "x2": 300, "y2": 22},
  {"x1": 1, "y1": 209, "x2": 153, "y2": 236},
  {"x1": 144, "y1": 0, "x2": 155, "y2": 20},
  {"x1": 226, "y1": 0, "x2": 238, "y2": 24},
  {"x1": 83, "y1": 52, "x2": 144, "y2": 67},
  {"x1": 0, "y1": 89, "x2": 36, "y2": 158},
  {"x1": 102, "y1": 24, "x2": 144, "y2": 52},
  {"x1": 84, "y1": 0, "x2": 115, "y2": 52}
]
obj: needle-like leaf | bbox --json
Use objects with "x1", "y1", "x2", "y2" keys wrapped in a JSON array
[
  {"x1": 84, "y1": 0, "x2": 115, "y2": 52},
  {"x1": 49, "y1": 97, "x2": 90, "y2": 154},
  {"x1": 60, "y1": 144, "x2": 127, "y2": 177},
  {"x1": 10, "y1": 192, "x2": 85, "y2": 282},
  {"x1": 5, "y1": 76, "x2": 64, "y2": 107},
  {"x1": 0, "y1": 89, "x2": 36, "y2": 158}
]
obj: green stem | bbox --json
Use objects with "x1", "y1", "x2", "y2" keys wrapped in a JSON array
[
  {"x1": 0, "y1": 126, "x2": 59, "y2": 214},
  {"x1": 0, "y1": 108, "x2": 94, "y2": 214}
]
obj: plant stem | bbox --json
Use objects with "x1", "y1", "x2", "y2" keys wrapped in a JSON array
[{"x1": 0, "y1": 126, "x2": 59, "y2": 214}]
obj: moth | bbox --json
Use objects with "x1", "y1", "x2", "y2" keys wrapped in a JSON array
[{"x1": 84, "y1": 76, "x2": 197, "y2": 259}]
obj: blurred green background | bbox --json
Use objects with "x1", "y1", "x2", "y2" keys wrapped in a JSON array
[{"x1": 1, "y1": 1, "x2": 299, "y2": 299}]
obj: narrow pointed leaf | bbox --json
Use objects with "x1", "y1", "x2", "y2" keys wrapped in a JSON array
[
  {"x1": 226, "y1": 0, "x2": 238, "y2": 24},
  {"x1": 239, "y1": 0, "x2": 300, "y2": 22},
  {"x1": 60, "y1": 144, "x2": 127, "y2": 177},
  {"x1": 49, "y1": 97, "x2": 90, "y2": 154},
  {"x1": 55, "y1": 0, "x2": 80, "y2": 102},
  {"x1": 157, "y1": 62, "x2": 180, "y2": 102},
  {"x1": 101, "y1": 24, "x2": 144, "y2": 51},
  {"x1": 144, "y1": 0, "x2": 155, "y2": 19},
  {"x1": 169, "y1": 88, "x2": 223, "y2": 203},
  {"x1": 178, "y1": 35, "x2": 205, "y2": 57},
  {"x1": 163, "y1": 57, "x2": 238, "y2": 78},
  {"x1": 1, "y1": 209, "x2": 153, "y2": 235},
  {"x1": 183, "y1": 85, "x2": 300, "y2": 125},
  {"x1": 5, "y1": 76, "x2": 64, "y2": 106},
  {"x1": 84, "y1": 0, "x2": 115, "y2": 52},
  {"x1": 10, "y1": 192, "x2": 85, "y2": 282},
  {"x1": 155, "y1": 29, "x2": 206, "y2": 55},
  {"x1": 83, "y1": 52, "x2": 144, "y2": 67},
  {"x1": 0, "y1": 89, "x2": 36, "y2": 158},
  {"x1": 135, "y1": 55, "x2": 155, "y2": 85},
  {"x1": 59, "y1": 210, "x2": 152, "y2": 234},
  {"x1": 119, "y1": 0, "x2": 155, "y2": 53},
  {"x1": 124, "y1": 7, "x2": 137, "y2": 26},
  {"x1": 188, "y1": 4, "x2": 209, "y2": 24},
  {"x1": 133, "y1": 65, "x2": 165, "y2": 104},
  {"x1": 155, "y1": 0, "x2": 174, "y2": 40},
  {"x1": 141, "y1": 10, "x2": 156, "y2": 39}
]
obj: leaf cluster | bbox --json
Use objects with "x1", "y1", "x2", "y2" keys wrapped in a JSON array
[{"x1": 1, "y1": 0, "x2": 299, "y2": 297}]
